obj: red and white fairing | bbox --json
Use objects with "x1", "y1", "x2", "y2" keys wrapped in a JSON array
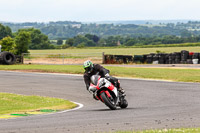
[
  {"x1": 89, "y1": 75, "x2": 128, "y2": 110},
  {"x1": 90, "y1": 77, "x2": 118, "y2": 98}
]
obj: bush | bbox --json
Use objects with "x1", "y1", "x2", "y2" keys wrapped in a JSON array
[{"x1": 77, "y1": 43, "x2": 85, "y2": 48}]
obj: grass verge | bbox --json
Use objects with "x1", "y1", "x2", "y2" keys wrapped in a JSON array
[
  {"x1": 29, "y1": 46, "x2": 200, "y2": 56},
  {"x1": 107, "y1": 66, "x2": 200, "y2": 83},
  {"x1": 0, "y1": 64, "x2": 200, "y2": 83},
  {"x1": 0, "y1": 92, "x2": 77, "y2": 115},
  {"x1": 115, "y1": 128, "x2": 200, "y2": 133}
]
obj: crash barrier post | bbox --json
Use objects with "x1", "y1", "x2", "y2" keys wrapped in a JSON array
[
  {"x1": 15, "y1": 55, "x2": 23, "y2": 64},
  {"x1": 102, "y1": 52, "x2": 106, "y2": 64},
  {"x1": 21, "y1": 53, "x2": 24, "y2": 64},
  {"x1": 103, "y1": 50, "x2": 200, "y2": 64}
]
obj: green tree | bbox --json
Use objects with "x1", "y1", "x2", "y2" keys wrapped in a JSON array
[
  {"x1": 105, "y1": 36, "x2": 118, "y2": 46},
  {"x1": 0, "y1": 24, "x2": 12, "y2": 40},
  {"x1": 73, "y1": 35, "x2": 95, "y2": 47},
  {"x1": 98, "y1": 38, "x2": 106, "y2": 46},
  {"x1": 0, "y1": 36, "x2": 15, "y2": 52},
  {"x1": 17, "y1": 28, "x2": 51, "y2": 49},
  {"x1": 85, "y1": 34, "x2": 94, "y2": 40},
  {"x1": 57, "y1": 39, "x2": 63, "y2": 45},
  {"x1": 181, "y1": 30, "x2": 192, "y2": 38},
  {"x1": 124, "y1": 39, "x2": 136, "y2": 46},
  {"x1": 65, "y1": 38, "x2": 74, "y2": 46},
  {"x1": 73, "y1": 35, "x2": 87, "y2": 46},
  {"x1": 77, "y1": 42, "x2": 85, "y2": 48},
  {"x1": 15, "y1": 31, "x2": 31, "y2": 55},
  {"x1": 61, "y1": 44, "x2": 70, "y2": 49},
  {"x1": 92, "y1": 35, "x2": 100, "y2": 43}
]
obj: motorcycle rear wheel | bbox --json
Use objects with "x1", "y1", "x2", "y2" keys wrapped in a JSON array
[{"x1": 100, "y1": 92, "x2": 117, "y2": 110}]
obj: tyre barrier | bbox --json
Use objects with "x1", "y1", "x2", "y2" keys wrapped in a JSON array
[
  {"x1": 0, "y1": 51, "x2": 17, "y2": 65},
  {"x1": 104, "y1": 50, "x2": 200, "y2": 64},
  {"x1": 15, "y1": 55, "x2": 23, "y2": 64},
  {"x1": 104, "y1": 55, "x2": 133, "y2": 64}
]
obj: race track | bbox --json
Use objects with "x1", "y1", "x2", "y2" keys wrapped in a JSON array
[{"x1": 0, "y1": 71, "x2": 200, "y2": 133}]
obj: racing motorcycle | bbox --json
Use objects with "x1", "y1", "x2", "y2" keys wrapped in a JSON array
[{"x1": 89, "y1": 75, "x2": 128, "y2": 110}]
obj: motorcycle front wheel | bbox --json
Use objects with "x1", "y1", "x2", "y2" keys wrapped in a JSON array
[
  {"x1": 120, "y1": 98, "x2": 128, "y2": 109},
  {"x1": 100, "y1": 92, "x2": 117, "y2": 110}
]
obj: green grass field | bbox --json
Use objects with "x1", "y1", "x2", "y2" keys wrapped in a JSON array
[
  {"x1": 29, "y1": 46, "x2": 200, "y2": 56},
  {"x1": 115, "y1": 128, "x2": 200, "y2": 133},
  {"x1": 0, "y1": 64, "x2": 200, "y2": 83},
  {"x1": 0, "y1": 93, "x2": 77, "y2": 115}
]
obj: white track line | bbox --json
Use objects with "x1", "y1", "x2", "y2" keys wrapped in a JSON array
[
  {"x1": 54, "y1": 101, "x2": 84, "y2": 114},
  {"x1": 41, "y1": 101, "x2": 84, "y2": 117}
]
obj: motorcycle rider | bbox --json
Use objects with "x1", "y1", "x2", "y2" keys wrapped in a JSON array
[{"x1": 83, "y1": 60, "x2": 125, "y2": 96}]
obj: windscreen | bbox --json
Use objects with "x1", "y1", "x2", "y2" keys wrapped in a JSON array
[{"x1": 90, "y1": 75, "x2": 100, "y2": 85}]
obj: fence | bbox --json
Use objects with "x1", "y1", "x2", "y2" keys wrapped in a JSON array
[
  {"x1": 22, "y1": 50, "x2": 200, "y2": 65},
  {"x1": 23, "y1": 52, "x2": 103, "y2": 65}
]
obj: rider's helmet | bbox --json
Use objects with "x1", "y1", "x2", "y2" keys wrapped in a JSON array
[{"x1": 83, "y1": 60, "x2": 94, "y2": 74}]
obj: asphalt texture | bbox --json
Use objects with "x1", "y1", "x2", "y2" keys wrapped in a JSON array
[{"x1": 0, "y1": 71, "x2": 200, "y2": 133}]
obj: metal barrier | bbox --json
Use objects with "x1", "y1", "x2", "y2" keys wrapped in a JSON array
[
  {"x1": 23, "y1": 53, "x2": 103, "y2": 65},
  {"x1": 22, "y1": 50, "x2": 200, "y2": 65}
]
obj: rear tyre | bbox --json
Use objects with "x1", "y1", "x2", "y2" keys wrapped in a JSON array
[{"x1": 100, "y1": 92, "x2": 116, "y2": 110}]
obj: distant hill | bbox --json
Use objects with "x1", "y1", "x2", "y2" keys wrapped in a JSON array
[
  {"x1": 91, "y1": 20, "x2": 192, "y2": 25},
  {"x1": 1, "y1": 20, "x2": 200, "y2": 39}
]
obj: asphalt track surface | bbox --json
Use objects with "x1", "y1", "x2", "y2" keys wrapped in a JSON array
[{"x1": 0, "y1": 71, "x2": 200, "y2": 133}]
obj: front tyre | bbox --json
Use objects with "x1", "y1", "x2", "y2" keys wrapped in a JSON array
[
  {"x1": 120, "y1": 98, "x2": 128, "y2": 109},
  {"x1": 100, "y1": 92, "x2": 116, "y2": 110}
]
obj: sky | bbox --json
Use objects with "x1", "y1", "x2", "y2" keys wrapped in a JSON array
[{"x1": 0, "y1": 0, "x2": 200, "y2": 22}]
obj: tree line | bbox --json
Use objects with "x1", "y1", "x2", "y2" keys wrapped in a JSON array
[
  {"x1": 3, "y1": 21, "x2": 200, "y2": 39},
  {"x1": 0, "y1": 24, "x2": 54, "y2": 55},
  {"x1": 1, "y1": 22, "x2": 200, "y2": 53},
  {"x1": 60, "y1": 34, "x2": 200, "y2": 48}
]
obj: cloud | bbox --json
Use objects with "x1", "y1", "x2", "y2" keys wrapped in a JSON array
[{"x1": 0, "y1": 0, "x2": 200, "y2": 22}]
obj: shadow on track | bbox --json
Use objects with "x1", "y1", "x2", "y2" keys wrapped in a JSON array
[{"x1": 86, "y1": 107, "x2": 146, "y2": 112}]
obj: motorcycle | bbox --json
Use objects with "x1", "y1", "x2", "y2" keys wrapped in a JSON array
[{"x1": 89, "y1": 75, "x2": 128, "y2": 110}]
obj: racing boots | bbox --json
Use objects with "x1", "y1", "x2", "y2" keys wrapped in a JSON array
[{"x1": 118, "y1": 87, "x2": 126, "y2": 97}]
